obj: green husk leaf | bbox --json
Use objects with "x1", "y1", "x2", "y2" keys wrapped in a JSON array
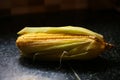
[{"x1": 17, "y1": 26, "x2": 103, "y2": 40}]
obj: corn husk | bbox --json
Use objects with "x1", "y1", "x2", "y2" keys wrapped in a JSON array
[{"x1": 16, "y1": 26, "x2": 112, "y2": 60}]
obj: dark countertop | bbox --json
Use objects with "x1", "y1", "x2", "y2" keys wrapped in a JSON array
[{"x1": 0, "y1": 10, "x2": 120, "y2": 80}]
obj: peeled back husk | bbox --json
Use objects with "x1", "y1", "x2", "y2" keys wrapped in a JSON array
[{"x1": 16, "y1": 26, "x2": 112, "y2": 60}]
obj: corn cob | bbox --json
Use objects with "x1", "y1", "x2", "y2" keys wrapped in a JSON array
[{"x1": 16, "y1": 26, "x2": 112, "y2": 60}]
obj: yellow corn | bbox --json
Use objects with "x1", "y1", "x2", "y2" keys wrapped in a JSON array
[{"x1": 16, "y1": 26, "x2": 112, "y2": 60}]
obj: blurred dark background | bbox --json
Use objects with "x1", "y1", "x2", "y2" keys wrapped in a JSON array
[
  {"x1": 0, "y1": 1, "x2": 120, "y2": 80},
  {"x1": 0, "y1": 0, "x2": 120, "y2": 33}
]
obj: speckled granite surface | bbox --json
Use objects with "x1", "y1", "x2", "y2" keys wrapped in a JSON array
[{"x1": 0, "y1": 10, "x2": 120, "y2": 80}]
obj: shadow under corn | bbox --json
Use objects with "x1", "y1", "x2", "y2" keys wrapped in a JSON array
[{"x1": 18, "y1": 56, "x2": 115, "y2": 73}]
